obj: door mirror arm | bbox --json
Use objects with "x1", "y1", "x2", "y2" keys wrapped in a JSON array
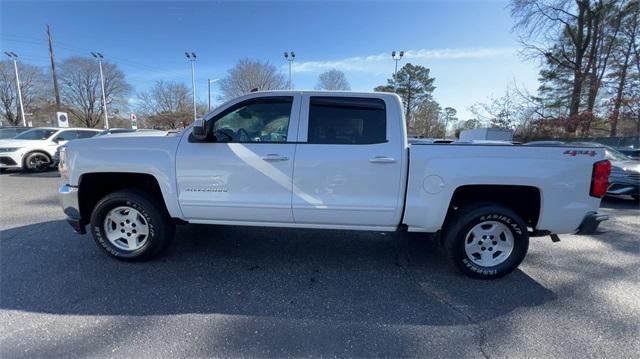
[{"x1": 191, "y1": 118, "x2": 209, "y2": 141}]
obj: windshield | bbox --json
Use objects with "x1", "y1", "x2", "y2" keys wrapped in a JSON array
[
  {"x1": 14, "y1": 128, "x2": 57, "y2": 140},
  {"x1": 0, "y1": 128, "x2": 20, "y2": 139},
  {"x1": 98, "y1": 129, "x2": 135, "y2": 136}
]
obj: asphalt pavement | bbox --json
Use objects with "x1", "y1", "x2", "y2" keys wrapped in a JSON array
[{"x1": 1, "y1": 170, "x2": 639, "y2": 358}]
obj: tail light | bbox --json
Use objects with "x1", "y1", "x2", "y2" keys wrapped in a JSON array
[{"x1": 590, "y1": 160, "x2": 611, "y2": 198}]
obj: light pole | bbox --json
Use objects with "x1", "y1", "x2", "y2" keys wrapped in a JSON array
[
  {"x1": 284, "y1": 51, "x2": 295, "y2": 90},
  {"x1": 208, "y1": 78, "x2": 219, "y2": 112},
  {"x1": 392, "y1": 50, "x2": 404, "y2": 74},
  {"x1": 185, "y1": 52, "x2": 198, "y2": 121},
  {"x1": 91, "y1": 52, "x2": 109, "y2": 129},
  {"x1": 4, "y1": 52, "x2": 26, "y2": 126}
]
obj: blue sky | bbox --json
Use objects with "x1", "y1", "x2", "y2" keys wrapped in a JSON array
[{"x1": 1, "y1": 0, "x2": 539, "y2": 120}]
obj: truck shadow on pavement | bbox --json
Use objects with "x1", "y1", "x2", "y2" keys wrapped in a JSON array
[
  {"x1": 1, "y1": 169, "x2": 60, "y2": 178},
  {"x1": 0, "y1": 220, "x2": 556, "y2": 326}
]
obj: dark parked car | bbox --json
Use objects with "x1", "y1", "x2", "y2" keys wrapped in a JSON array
[
  {"x1": 573, "y1": 142, "x2": 639, "y2": 201},
  {"x1": 0, "y1": 126, "x2": 29, "y2": 139},
  {"x1": 617, "y1": 147, "x2": 640, "y2": 161}
]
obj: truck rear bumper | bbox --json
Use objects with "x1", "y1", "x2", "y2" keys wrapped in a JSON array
[
  {"x1": 576, "y1": 212, "x2": 609, "y2": 235},
  {"x1": 59, "y1": 184, "x2": 86, "y2": 234}
]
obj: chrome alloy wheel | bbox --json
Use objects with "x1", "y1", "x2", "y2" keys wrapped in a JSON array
[
  {"x1": 103, "y1": 206, "x2": 150, "y2": 251},
  {"x1": 464, "y1": 220, "x2": 514, "y2": 267}
]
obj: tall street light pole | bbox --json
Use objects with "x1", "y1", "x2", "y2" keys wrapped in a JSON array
[
  {"x1": 91, "y1": 52, "x2": 109, "y2": 129},
  {"x1": 392, "y1": 50, "x2": 404, "y2": 75},
  {"x1": 185, "y1": 52, "x2": 197, "y2": 120},
  {"x1": 208, "y1": 78, "x2": 219, "y2": 112},
  {"x1": 4, "y1": 52, "x2": 26, "y2": 126},
  {"x1": 284, "y1": 51, "x2": 295, "y2": 90}
]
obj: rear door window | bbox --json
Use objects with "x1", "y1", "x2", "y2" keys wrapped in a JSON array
[
  {"x1": 77, "y1": 130, "x2": 99, "y2": 139},
  {"x1": 54, "y1": 130, "x2": 78, "y2": 141},
  {"x1": 307, "y1": 97, "x2": 386, "y2": 144}
]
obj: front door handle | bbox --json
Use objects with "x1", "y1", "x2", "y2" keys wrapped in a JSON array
[
  {"x1": 262, "y1": 154, "x2": 289, "y2": 161},
  {"x1": 369, "y1": 156, "x2": 396, "y2": 163}
]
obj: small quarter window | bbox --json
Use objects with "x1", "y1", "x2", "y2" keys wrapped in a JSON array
[{"x1": 308, "y1": 97, "x2": 386, "y2": 144}]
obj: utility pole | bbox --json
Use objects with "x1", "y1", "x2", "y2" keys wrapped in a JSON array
[
  {"x1": 392, "y1": 50, "x2": 404, "y2": 75},
  {"x1": 4, "y1": 52, "x2": 26, "y2": 126},
  {"x1": 208, "y1": 78, "x2": 219, "y2": 112},
  {"x1": 185, "y1": 52, "x2": 197, "y2": 120},
  {"x1": 284, "y1": 51, "x2": 295, "y2": 90},
  {"x1": 47, "y1": 25, "x2": 61, "y2": 112},
  {"x1": 91, "y1": 52, "x2": 109, "y2": 129}
]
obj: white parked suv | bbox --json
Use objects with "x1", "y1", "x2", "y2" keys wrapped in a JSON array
[
  {"x1": 59, "y1": 91, "x2": 611, "y2": 279},
  {"x1": 0, "y1": 127, "x2": 101, "y2": 172}
]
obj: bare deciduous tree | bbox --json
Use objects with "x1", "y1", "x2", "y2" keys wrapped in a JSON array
[
  {"x1": 137, "y1": 80, "x2": 193, "y2": 129},
  {"x1": 59, "y1": 57, "x2": 131, "y2": 128},
  {"x1": 412, "y1": 100, "x2": 444, "y2": 138},
  {"x1": 511, "y1": 0, "x2": 593, "y2": 119},
  {"x1": 608, "y1": 0, "x2": 639, "y2": 136},
  {"x1": 315, "y1": 69, "x2": 351, "y2": 91},
  {"x1": 0, "y1": 60, "x2": 47, "y2": 125},
  {"x1": 218, "y1": 58, "x2": 286, "y2": 100}
]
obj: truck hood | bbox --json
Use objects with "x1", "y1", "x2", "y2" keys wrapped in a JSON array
[{"x1": 67, "y1": 131, "x2": 181, "y2": 153}]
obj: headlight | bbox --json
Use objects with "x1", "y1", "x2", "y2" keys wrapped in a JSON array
[{"x1": 0, "y1": 147, "x2": 21, "y2": 152}]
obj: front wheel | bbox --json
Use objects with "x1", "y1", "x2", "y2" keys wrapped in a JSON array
[
  {"x1": 443, "y1": 204, "x2": 529, "y2": 279},
  {"x1": 90, "y1": 189, "x2": 175, "y2": 261}
]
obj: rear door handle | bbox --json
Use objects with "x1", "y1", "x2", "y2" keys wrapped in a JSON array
[
  {"x1": 369, "y1": 156, "x2": 396, "y2": 163},
  {"x1": 262, "y1": 154, "x2": 289, "y2": 161}
]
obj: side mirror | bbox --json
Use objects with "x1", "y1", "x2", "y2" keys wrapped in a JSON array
[{"x1": 192, "y1": 118, "x2": 208, "y2": 140}]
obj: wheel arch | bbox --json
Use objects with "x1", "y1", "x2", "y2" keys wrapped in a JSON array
[
  {"x1": 77, "y1": 172, "x2": 176, "y2": 227},
  {"x1": 443, "y1": 184, "x2": 542, "y2": 231},
  {"x1": 22, "y1": 150, "x2": 52, "y2": 168}
]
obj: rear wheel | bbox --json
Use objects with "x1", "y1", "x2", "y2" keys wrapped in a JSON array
[
  {"x1": 24, "y1": 151, "x2": 52, "y2": 172},
  {"x1": 443, "y1": 204, "x2": 529, "y2": 279},
  {"x1": 90, "y1": 189, "x2": 174, "y2": 261}
]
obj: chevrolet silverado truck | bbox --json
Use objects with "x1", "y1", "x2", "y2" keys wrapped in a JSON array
[{"x1": 58, "y1": 91, "x2": 611, "y2": 279}]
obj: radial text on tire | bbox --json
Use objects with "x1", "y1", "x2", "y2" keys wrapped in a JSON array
[
  {"x1": 443, "y1": 204, "x2": 529, "y2": 279},
  {"x1": 89, "y1": 189, "x2": 175, "y2": 261}
]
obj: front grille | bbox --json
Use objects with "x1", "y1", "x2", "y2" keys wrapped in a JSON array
[
  {"x1": 0, "y1": 156, "x2": 17, "y2": 165},
  {"x1": 629, "y1": 173, "x2": 640, "y2": 182}
]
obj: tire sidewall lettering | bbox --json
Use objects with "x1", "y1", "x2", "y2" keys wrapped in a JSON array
[
  {"x1": 458, "y1": 211, "x2": 526, "y2": 278},
  {"x1": 93, "y1": 199, "x2": 155, "y2": 257}
]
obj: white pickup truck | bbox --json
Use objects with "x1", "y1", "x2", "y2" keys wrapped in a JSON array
[{"x1": 59, "y1": 91, "x2": 611, "y2": 279}]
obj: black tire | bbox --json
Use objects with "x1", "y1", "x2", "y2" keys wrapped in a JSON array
[
  {"x1": 89, "y1": 189, "x2": 175, "y2": 261},
  {"x1": 443, "y1": 204, "x2": 529, "y2": 279},
  {"x1": 23, "y1": 151, "x2": 51, "y2": 172}
]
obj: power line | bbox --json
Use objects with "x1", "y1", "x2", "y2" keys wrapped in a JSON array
[{"x1": 1, "y1": 34, "x2": 187, "y2": 78}]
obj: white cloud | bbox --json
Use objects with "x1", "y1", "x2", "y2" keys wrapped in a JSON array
[{"x1": 291, "y1": 47, "x2": 516, "y2": 74}]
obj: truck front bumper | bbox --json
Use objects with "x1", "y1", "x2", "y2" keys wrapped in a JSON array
[{"x1": 59, "y1": 184, "x2": 86, "y2": 234}]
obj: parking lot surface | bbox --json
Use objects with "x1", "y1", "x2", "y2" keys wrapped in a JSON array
[{"x1": 1, "y1": 170, "x2": 639, "y2": 358}]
